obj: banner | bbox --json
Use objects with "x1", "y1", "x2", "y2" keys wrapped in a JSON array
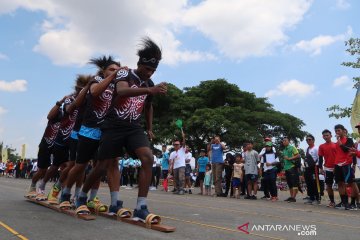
[
  {"x1": 1, "y1": 148, "x2": 7, "y2": 163},
  {"x1": 21, "y1": 144, "x2": 26, "y2": 160}
]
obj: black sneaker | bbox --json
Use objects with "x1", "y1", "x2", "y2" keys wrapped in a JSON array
[
  {"x1": 251, "y1": 195, "x2": 257, "y2": 200},
  {"x1": 287, "y1": 197, "x2": 296, "y2": 203},
  {"x1": 260, "y1": 196, "x2": 268, "y2": 200},
  {"x1": 304, "y1": 199, "x2": 313, "y2": 205},
  {"x1": 284, "y1": 197, "x2": 292, "y2": 202},
  {"x1": 244, "y1": 195, "x2": 252, "y2": 199},
  {"x1": 344, "y1": 203, "x2": 352, "y2": 210},
  {"x1": 171, "y1": 189, "x2": 177, "y2": 193},
  {"x1": 189, "y1": 189, "x2": 192, "y2": 194},
  {"x1": 335, "y1": 202, "x2": 345, "y2": 210},
  {"x1": 348, "y1": 203, "x2": 357, "y2": 210},
  {"x1": 303, "y1": 196, "x2": 310, "y2": 200}
]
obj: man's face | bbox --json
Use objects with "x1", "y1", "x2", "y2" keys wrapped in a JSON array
[
  {"x1": 200, "y1": 151, "x2": 205, "y2": 157},
  {"x1": 104, "y1": 64, "x2": 120, "y2": 78},
  {"x1": 173, "y1": 141, "x2": 180, "y2": 150},
  {"x1": 282, "y1": 138, "x2": 289, "y2": 146},
  {"x1": 162, "y1": 146, "x2": 167, "y2": 152},
  {"x1": 335, "y1": 128, "x2": 344, "y2": 137},
  {"x1": 137, "y1": 64, "x2": 156, "y2": 80},
  {"x1": 306, "y1": 137, "x2": 314, "y2": 146},
  {"x1": 214, "y1": 137, "x2": 220, "y2": 144},
  {"x1": 322, "y1": 133, "x2": 332, "y2": 142}
]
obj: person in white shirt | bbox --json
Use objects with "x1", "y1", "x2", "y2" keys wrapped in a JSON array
[
  {"x1": 169, "y1": 131, "x2": 186, "y2": 195},
  {"x1": 0, "y1": 162, "x2": 6, "y2": 176},
  {"x1": 304, "y1": 134, "x2": 321, "y2": 205},
  {"x1": 184, "y1": 147, "x2": 193, "y2": 194},
  {"x1": 260, "y1": 142, "x2": 280, "y2": 201}
]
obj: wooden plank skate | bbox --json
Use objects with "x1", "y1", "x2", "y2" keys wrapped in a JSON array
[
  {"x1": 90, "y1": 206, "x2": 175, "y2": 232},
  {"x1": 25, "y1": 196, "x2": 95, "y2": 221}
]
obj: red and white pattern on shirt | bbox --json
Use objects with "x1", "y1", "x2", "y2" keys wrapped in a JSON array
[
  {"x1": 43, "y1": 122, "x2": 61, "y2": 145},
  {"x1": 59, "y1": 109, "x2": 79, "y2": 140},
  {"x1": 114, "y1": 85, "x2": 147, "y2": 121},
  {"x1": 93, "y1": 87, "x2": 114, "y2": 120}
]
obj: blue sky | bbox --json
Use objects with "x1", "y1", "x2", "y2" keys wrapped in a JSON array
[{"x1": 0, "y1": 0, "x2": 359, "y2": 158}]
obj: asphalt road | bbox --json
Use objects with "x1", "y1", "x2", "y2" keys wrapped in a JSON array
[{"x1": 0, "y1": 177, "x2": 359, "y2": 240}]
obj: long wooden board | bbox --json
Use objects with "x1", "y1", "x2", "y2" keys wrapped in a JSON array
[
  {"x1": 90, "y1": 207, "x2": 175, "y2": 232},
  {"x1": 25, "y1": 197, "x2": 95, "y2": 221}
]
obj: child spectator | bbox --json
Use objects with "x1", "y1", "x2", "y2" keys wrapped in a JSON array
[
  {"x1": 232, "y1": 154, "x2": 244, "y2": 198},
  {"x1": 204, "y1": 164, "x2": 212, "y2": 196}
]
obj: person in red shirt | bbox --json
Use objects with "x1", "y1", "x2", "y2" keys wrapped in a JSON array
[
  {"x1": 334, "y1": 124, "x2": 357, "y2": 210},
  {"x1": 318, "y1": 129, "x2": 337, "y2": 207}
]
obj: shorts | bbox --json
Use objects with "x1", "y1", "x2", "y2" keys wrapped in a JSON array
[
  {"x1": 69, "y1": 137, "x2": 78, "y2": 161},
  {"x1": 97, "y1": 124, "x2": 150, "y2": 160},
  {"x1": 232, "y1": 177, "x2": 241, "y2": 187},
  {"x1": 76, "y1": 135, "x2": 100, "y2": 164},
  {"x1": 334, "y1": 164, "x2": 354, "y2": 184},
  {"x1": 197, "y1": 172, "x2": 205, "y2": 181},
  {"x1": 285, "y1": 167, "x2": 299, "y2": 189},
  {"x1": 205, "y1": 185, "x2": 211, "y2": 191},
  {"x1": 185, "y1": 164, "x2": 192, "y2": 177},
  {"x1": 52, "y1": 143, "x2": 69, "y2": 167},
  {"x1": 325, "y1": 170, "x2": 334, "y2": 186},
  {"x1": 246, "y1": 174, "x2": 258, "y2": 182},
  {"x1": 37, "y1": 144, "x2": 53, "y2": 169}
]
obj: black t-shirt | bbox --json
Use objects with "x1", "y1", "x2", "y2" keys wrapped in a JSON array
[
  {"x1": 81, "y1": 75, "x2": 116, "y2": 128},
  {"x1": 103, "y1": 69, "x2": 154, "y2": 127},
  {"x1": 54, "y1": 94, "x2": 80, "y2": 145},
  {"x1": 39, "y1": 108, "x2": 63, "y2": 148}
]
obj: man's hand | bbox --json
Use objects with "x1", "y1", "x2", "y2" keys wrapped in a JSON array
[
  {"x1": 149, "y1": 82, "x2": 167, "y2": 95},
  {"x1": 266, "y1": 162, "x2": 272, "y2": 167},
  {"x1": 147, "y1": 130, "x2": 155, "y2": 141}
]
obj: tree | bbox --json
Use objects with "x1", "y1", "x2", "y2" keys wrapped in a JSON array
[
  {"x1": 0, "y1": 142, "x2": 20, "y2": 162},
  {"x1": 151, "y1": 79, "x2": 306, "y2": 154},
  {"x1": 327, "y1": 38, "x2": 360, "y2": 119}
]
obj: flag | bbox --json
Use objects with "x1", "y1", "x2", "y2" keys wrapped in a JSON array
[
  {"x1": 21, "y1": 144, "x2": 26, "y2": 160},
  {"x1": 1, "y1": 148, "x2": 7, "y2": 163}
]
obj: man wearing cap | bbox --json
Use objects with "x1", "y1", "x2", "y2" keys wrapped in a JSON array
[
  {"x1": 260, "y1": 141, "x2": 279, "y2": 201},
  {"x1": 259, "y1": 137, "x2": 276, "y2": 199},
  {"x1": 197, "y1": 149, "x2": 209, "y2": 195}
]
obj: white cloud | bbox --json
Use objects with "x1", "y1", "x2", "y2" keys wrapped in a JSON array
[
  {"x1": 0, "y1": 79, "x2": 27, "y2": 92},
  {"x1": 265, "y1": 79, "x2": 315, "y2": 98},
  {"x1": 0, "y1": 52, "x2": 8, "y2": 60},
  {"x1": 336, "y1": 0, "x2": 350, "y2": 10},
  {"x1": 0, "y1": 106, "x2": 7, "y2": 115},
  {"x1": 182, "y1": 0, "x2": 312, "y2": 59},
  {"x1": 333, "y1": 75, "x2": 353, "y2": 90},
  {"x1": 0, "y1": 0, "x2": 313, "y2": 65},
  {"x1": 291, "y1": 26, "x2": 352, "y2": 56}
]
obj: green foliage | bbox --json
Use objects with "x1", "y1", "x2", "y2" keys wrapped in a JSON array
[
  {"x1": 328, "y1": 38, "x2": 360, "y2": 118},
  {"x1": 151, "y1": 79, "x2": 306, "y2": 153}
]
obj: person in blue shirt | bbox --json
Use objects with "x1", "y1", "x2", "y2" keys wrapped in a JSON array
[
  {"x1": 161, "y1": 145, "x2": 169, "y2": 179},
  {"x1": 196, "y1": 149, "x2": 209, "y2": 195},
  {"x1": 127, "y1": 157, "x2": 136, "y2": 188},
  {"x1": 208, "y1": 136, "x2": 226, "y2": 197}
]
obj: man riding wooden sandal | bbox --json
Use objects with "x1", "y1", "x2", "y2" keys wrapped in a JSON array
[
  {"x1": 59, "y1": 201, "x2": 72, "y2": 210},
  {"x1": 87, "y1": 197, "x2": 108, "y2": 213},
  {"x1": 108, "y1": 200, "x2": 132, "y2": 218},
  {"x1": 133, "y1": 205, "x2": 161, "y2": 225}
]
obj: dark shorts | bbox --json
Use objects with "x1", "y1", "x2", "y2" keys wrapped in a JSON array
[
  {"x1": 76, "y1": 135, "x2": 99, "y2": 164},
  {"x1": 232, "y1": 177, "x2": 241, "y2": 187},
  {"x1": 37, "y1": 144, "x2": 53, "y2": 169},
  {"x1": 69, "y1": 137, "x2": 78, "y2": 161},
  {"x1": 334, "y1": 164, "x2": 354, "y2": 184},
  {"x1": 246, "y1": 174, "x2": 258, "y2": 182},
  {"x1": 197, "y1": 172, "x2": 205, "y2": 181},
  {"x1": 285, "y1": 167, "x2": 299, "y2": 189},
  {"x1": 97, "y1": 124, "x2": 150, "y2": 160},
  {"x1": 162, "y1": 170, "x2": 169, "y2": 179},
  {"x1": 52, "y1": 143, "x2": 69, "y2": 167},
  {"x1": 325, "y1": 170, "x2": 334, "y2": 186},
  {"x1": 185, "y1": 164, "x2": 192, "y2": 177}
]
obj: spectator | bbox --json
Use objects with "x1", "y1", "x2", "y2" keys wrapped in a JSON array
[
  {"x1": 204, "y1": 164, "x2": 212, "y2": 196},
  {"x1": 260, "y1": 142, "x2": 279, "y2": 201},
  {"x1": 30, "y1": 160, "x2": 38, "y2": 178},
  {"x1": 169, "y1": 131, "x2": 186, "y2": 195},
  {"x1": 243, "y1": 140, "x2": 260, "y2": 200},
  {"x1": 282, "y1": 136, "x2": 300, "y2": 203},
  {"x1": 184, "y1": 147, "x2": 193, "y2": 194},
  {"x1": 208, "y1": 136, "x2": 226, "y2": 197},
  {"x1": 231, "y1": 154, "x2": 244, "y2": 198},
  {"x1": 197, "y1": 149, "x2": 209, "y2": 195},
  {"x1": 224, "y1": 153, "x2": 235, "y2": 197},
  {"x1": 0, "y1": 162, "x2": 5, "y2": 176}
]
